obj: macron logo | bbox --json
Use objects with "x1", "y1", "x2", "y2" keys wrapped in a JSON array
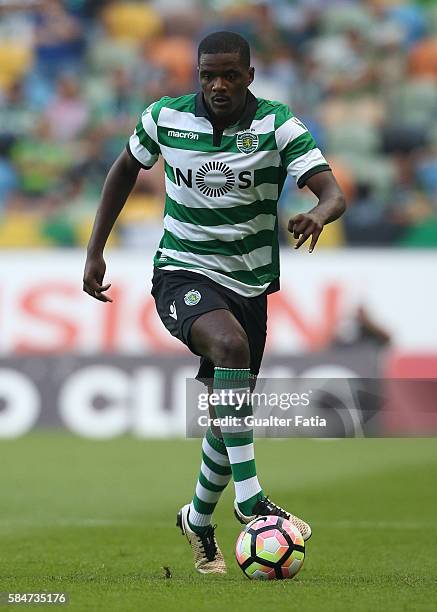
[{"x1": 168, "y1": 130, "x2": 199, "y2": 140}]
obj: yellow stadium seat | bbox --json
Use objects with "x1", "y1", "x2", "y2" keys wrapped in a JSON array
[
  {"x1": 0, "y1": 43, "x2": 33, "y2": 90},
  {"x1": 0, "y1": 213, "x2": 52, "y2": 248},
  {"x1": 102, "y1": 2, "x2": 162, "y2": 43},
  {"x1": 75, "y1": 215, "x2": 118, "y2": 248},
  {"x1": 314, "y1": 219, "x2": 345, "y2": 248},
  {"x1": 119, "y1": 194, "x2": 162, "y2": 222}
]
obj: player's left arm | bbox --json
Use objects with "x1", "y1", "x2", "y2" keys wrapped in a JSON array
[{"x1": 289, "y1": 171, "x2": 346, "y2": 252}]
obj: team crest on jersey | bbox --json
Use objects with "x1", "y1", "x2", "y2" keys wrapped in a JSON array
[
  {"x1": 236, "y1": 131, "x2": 259, "y2": 154},
  {"x1": 184, "y1": 289, "x2": 201, "y2": 306}
]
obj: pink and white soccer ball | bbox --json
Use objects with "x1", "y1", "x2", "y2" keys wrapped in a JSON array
[{"x1": 235, "y1": 515, "x2": 305, "y2": 580}]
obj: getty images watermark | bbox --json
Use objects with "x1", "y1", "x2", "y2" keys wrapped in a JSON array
[
  {"x1": 186, "y1": 377, "x2": 437, "y2": 438},
  {"x1": 197, "y1": 388, "x2": 323, "y2": 429}
]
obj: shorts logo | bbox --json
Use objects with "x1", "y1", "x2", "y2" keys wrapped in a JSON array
[
  {"x1": 184, "y1": 289, "x2": 201, "y2": 306},
  {"x1": 169, "y1": 300, "x2": 177, "y2": 320},
  {"x1": 236, "y1": 131, "x2": 259, "y2": 154}
]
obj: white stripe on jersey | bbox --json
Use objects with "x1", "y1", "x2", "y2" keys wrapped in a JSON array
[
  {"x1": 287, "y1": 148, "x2": 327, "y2": 181},
  {"x1": 142, "y1": 106, "x2": 159, "y2": 143},
  {"x1": 129, "y1": 132, "x2": 158, "y2": 167},
  {"x1": 158, "y1": 106, "x2": 275, "y2": 136},
  {"x1": 159, "y1": 107, "x2": 213, "y2": 133},
  {"x1": 275, "y1": 117, "x2": 308, "y2": 152},
  {"x1": 239, "y1": 114, "x2": 275, "y2": 135}
]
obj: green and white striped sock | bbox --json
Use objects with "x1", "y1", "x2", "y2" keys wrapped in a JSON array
[
  {"x1": 214, "y1": 367, "x2": 264, "y2": 516},
  {"x1": 188, "y1": 427, "x2": 232, "y2": 533}
]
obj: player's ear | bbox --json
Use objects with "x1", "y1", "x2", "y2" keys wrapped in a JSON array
[{"x1": 248, "y1": 67, "x2": 254, "y2": 86}]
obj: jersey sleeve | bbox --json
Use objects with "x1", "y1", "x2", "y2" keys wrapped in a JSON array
[
  {"x1": 127, "y1": 102, "x2": 160, "y2": 169},
  {"x1": 275, "y1": 107, "x2": 331, "y2": 188}
]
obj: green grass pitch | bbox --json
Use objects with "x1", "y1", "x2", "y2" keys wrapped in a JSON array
[{"x1": 1, "y1": 434, "x2": 436, "y2": 611}]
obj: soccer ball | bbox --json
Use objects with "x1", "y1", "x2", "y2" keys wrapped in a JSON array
[{"x1": 235, "y1": 515, "x2": 305, "y2": 580}]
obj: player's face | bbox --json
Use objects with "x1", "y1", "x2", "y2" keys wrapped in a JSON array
[{"x1": 198, "y1": 52, "x2": 254, "y2": 122}]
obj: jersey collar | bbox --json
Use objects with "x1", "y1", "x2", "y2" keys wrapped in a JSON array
[{"x1": 195, "y1": 90, "x2": 258, "y2": 130}]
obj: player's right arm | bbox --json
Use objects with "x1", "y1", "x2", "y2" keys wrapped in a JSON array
[
  {"x1": 83, "y1": 102, "x2": 161, "y2": 302},
  {"x1": 83, "y1": 150, "x2": 142, "y2": 302}
]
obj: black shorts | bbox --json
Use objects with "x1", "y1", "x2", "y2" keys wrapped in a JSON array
[{"x1": 151, "y1": 267, "x2": 267, "y2": 381}]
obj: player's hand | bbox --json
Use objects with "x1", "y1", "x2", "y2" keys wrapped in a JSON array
[
  {"x1": 83, "y1": 253, "x2": 113, "y2": 302},
  {"x1": 288, "y1": 212, "x2": 324, "y2": 252}
]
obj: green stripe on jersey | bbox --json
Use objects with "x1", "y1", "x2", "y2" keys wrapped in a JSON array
[
  {"x1": 280, "y1": 132, "x2": 317, "y2": 167},
  {"x1": 162, "y1": 228, "x2": 274, "y2": 257},
  {"x1": 254, "y1": 166, "x2": 280, "y2": 186},
  {"x1": 164, "y1": 194, "x2": 277, "y2": 226},
  {"x1": 136, "y1": 118, "x2": 159, "y2": 156},
  {"x1": 158, "y1": 127, "x2": 277, "y2": 154},
  {"x1": 164, "y1": 161, "x2": 176, "y2": 183}
]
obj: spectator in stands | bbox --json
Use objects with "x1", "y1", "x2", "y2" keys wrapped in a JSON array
[
  {"x1": 0, "y1": 81, "x2": 36, "y2": 146},
  {"x1": 10, "y1": 117, "x2": 72, "y2": 200},
  {"x1": 32, "y1": 0, "x2": 85, "y2": 81},
  {"x1": 44, "y1": 75, "x2": 89, "y2": 142}
]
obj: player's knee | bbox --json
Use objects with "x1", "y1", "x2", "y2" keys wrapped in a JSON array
[{"x1": 211, "y1": 331, "x2": 250, "y2": 368}]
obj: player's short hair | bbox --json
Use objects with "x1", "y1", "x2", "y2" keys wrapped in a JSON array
[{"x1": 198, "y1": 31, "x2": 250, "y2": 67}]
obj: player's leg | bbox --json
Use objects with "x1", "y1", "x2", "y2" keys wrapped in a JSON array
[
  {"x1": 180, "y1": 309, "x2": 258, "y2": 571},
  {"x1": 189, "y1": 309, "x2": 265, "y2": 515},
  {"x1": 186, "y1": 422, "x2": 232, "y2": 533},
  {"x1": 152, "y1": 270, "x2": 233, "y2": 573},
  {"x1": 226, "y1": 294, "x2": 313, "y2": 541},
  {"x1": 192, "y1": 300, "x2": 312, "y2": 541},
  {"x1": 176, "y1": 419, "x2": 230, "y2": 574}
]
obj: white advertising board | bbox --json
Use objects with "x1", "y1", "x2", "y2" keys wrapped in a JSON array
[{"x1": 0, "y1": 249, "x2": 435, "y2": 354}]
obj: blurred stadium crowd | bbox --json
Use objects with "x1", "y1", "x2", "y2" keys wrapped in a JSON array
[{"x1": 0, "y1": 0, "x2": 436, "y2": 249}]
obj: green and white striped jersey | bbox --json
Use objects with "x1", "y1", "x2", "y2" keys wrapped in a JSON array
[{"x1": 127, "y1": 91, "x2": 330, "y2": 297}]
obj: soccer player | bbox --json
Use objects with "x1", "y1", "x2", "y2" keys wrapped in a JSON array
[{"x1": 83, "y1": 32, "x2": 346, "y2": 574}]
